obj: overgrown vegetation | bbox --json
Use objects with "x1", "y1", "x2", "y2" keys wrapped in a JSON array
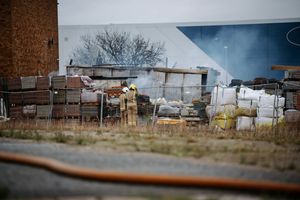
[{"x1": 0, "y1": 120, "x2": 300, "y2": 172}]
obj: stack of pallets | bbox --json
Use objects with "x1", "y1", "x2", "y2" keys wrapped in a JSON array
[
  {"x1": 7, "y1": 78, "x2": 23, "y2": 119},
  {"x1": 52, "y1": 76, "x2": 66, "y2": 119},
  {"x1": 81, "y1": 89, "x2": 103, "y2": 122},
  {"x1": 65, "y1": 77, "x2": 83, "y2": 123},
  {"x1": 36, "y1": 76, "x2": 52, "y2": 119}
]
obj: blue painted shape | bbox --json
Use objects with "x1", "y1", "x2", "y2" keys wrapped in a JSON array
[{"x1": 178, "y1": 22, "x2": 300, "y2": 80}]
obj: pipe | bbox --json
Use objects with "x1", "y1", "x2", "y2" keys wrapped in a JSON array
[{"x1": 0, "y1": 151, "x2": 299, "y2": 194}]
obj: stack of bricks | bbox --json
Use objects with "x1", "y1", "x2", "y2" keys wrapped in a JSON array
[
  {"x1": 7, "y1": 78, "x2": 23, "y2": 119},
  {"x1": 36, "y1": 76, "x2": 52, "y2": 119},
  {"x1": 52, "y1": 76, "x2": 66, "y2": 119},
  {"x1": 65, "y1": 76, "x2": 83, "y2": 122}
]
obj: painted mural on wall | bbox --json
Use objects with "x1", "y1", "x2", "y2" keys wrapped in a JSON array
[
  {"x1": 72, "y1": 29, "x2": 166, "y2": 67},
  {"x1": 178, "y1": 22, "x2": 300, "y2": 81}
]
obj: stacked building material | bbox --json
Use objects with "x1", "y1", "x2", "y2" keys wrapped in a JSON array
[
  {"x1": 36, "y1": 105, "x2": 52, "y2": 118},
  {"x1": 255, "y1": 94, "x2": 285, "y2": 129},
  {"x1": 52, "y1": 104, "x2": 65, "y2": 119},
  {"x1": 23, "y1": 105, "x2": 36, "y2": 118},
  {"x1": 66, "y1": 89, "x2": 81, "y2": 104},
  {"x1": 52, "y1": 76, "x2": 66, "y2": 89},
  {"x1": 81, "y1": 105, "x2": 99, "y2": 121},
  {"x1": 9, "y1": 106, "x2": 23, "y2": 119},
  {"x1": 67, "y1": 76, "x2": 84, "y2": 89},
  {"x1": 37, "y1": 76, "x2": 50, "y2": 90},
  {"x1": 7, "y1": 78, "x2": 22, "y2": 91},
  {"x1": 22, "y1": 91, "x2": 37, "y2": 105},
  {"x1": 65, "y1": 104, "x2": 81, "y2": 117},
  {"x1": 21, "y1": 76, "x2": 36, "y2": 90},
  {"x1": 8, "y1": 92, "x2": 22, "y2": 105},
  {"x1": 53, "y1": 90, "x2": 65, "y2": 104}
]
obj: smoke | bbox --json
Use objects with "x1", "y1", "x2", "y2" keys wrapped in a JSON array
[{"x1": 193, "y1": 25, "x2": 280, "y2": 81}]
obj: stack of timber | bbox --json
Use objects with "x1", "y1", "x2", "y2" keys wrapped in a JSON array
[
  {"x1": 52, "y1": 76, "x2": 66, "y2": 89},
  {"x1": 66, "y1": 77, "x2": 84, "y2": 119}
]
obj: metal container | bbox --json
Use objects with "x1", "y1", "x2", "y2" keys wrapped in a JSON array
[
  {"x1": 66, "y1": 89, "x2": 81, "y2": 103},
  {"x1": 37, "y1": 76, "x2": 50, "y2": 90},
  {"x1": 52, "y1": 76, "x2": 66, "y2": 89},
  {"x1": 36, "y1": 105, "x2": 52, "y2": 118},
  {"x1": 21, "y1": 76, "x2": 36, "y2": 90}
]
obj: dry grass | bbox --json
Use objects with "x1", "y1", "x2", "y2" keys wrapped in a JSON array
[{"x1": 1, "y1": 120, "x2": 300, "y2": 171}]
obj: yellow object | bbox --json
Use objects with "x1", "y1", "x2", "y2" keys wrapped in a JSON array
[
  {"x1": 129, "y1": 84, "x2": 137, "y2": 91},
  {"x1": 211, "y1": 114, "x2": 236, "y2": 130},
  {"x1": 157, "y1": 118, "x2": 187, "y2": 126},
  {"x1": 127, "y1": 90, "x2": 137, "y2": 126},
  {"x1": 235, "y1": 108, "x2": 257, "y2": 117}
]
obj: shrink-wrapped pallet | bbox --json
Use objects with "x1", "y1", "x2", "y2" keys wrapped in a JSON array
[
  {"x1": 211, "y1": 114, "x2": 236, "y2": 130},
  {"x1": 236, "y1": 116, "x2": 255, "y2": 131}
]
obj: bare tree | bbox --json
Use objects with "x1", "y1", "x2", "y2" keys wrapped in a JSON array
[{"x1": 72, "y1": 30, "x2": 166, "y2": 66}]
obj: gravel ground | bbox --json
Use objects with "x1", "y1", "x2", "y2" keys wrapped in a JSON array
[{"x1": 0, "y1": 138, "x2": 299, "y2": 199}]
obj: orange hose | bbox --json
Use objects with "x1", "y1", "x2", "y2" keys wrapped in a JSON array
[{"x1": 0, "y1": 151, "x2": 299, "y2": 193}]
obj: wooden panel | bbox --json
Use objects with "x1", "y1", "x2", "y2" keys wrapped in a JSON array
[{"x1": 272, "y1": 65, "x2": 300, "y2": 71}]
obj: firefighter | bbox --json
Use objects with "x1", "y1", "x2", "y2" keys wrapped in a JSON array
[
  {"x1": 126, "y1": 85, "x2": 138, "y2": 126},
  {"x1": 119, "y1": 87, "x2": 128, "y2": 126}
]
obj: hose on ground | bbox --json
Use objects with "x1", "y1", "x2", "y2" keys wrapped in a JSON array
[{"x1": 0, "y1": 151, "x2": 299, "y2": 194}]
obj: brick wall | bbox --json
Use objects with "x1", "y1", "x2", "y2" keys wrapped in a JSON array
[{"x1": 0, "y1": 0, "x2": 58, "y2": 78}]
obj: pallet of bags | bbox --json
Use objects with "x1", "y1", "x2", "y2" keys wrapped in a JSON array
[
  {"x1": 255, "y1": 94, "x2": 285, "y2": 129},
  {"x1": 236, "y1": 116, "x2": 255, "y2": 131}
]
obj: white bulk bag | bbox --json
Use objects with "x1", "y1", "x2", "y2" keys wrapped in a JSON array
[
  {"x1": 258, "y1": 95, "x2": 285, "y2": 108},
  {"x1": 257, "y1": 107, "x2": 283, "y2": 118},
  {"x1": 211, "y1": 86, "x2": 236, "y2": 106},
  {"x1": 238, "y1": 87, "x2": 265, "y2": 101},
  {"x1": 237, "y1": 99, "x2": 258, "y2": 109},
  {"x1": 236, "y1": 116, "x2": 255, "y2": 131}
]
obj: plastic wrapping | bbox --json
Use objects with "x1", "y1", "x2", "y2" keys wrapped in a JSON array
[
  {"x1": 255, "y1": 117, "x2": 285, "y2": 128},
  {"x1": 158, "y1": 105, "x2": 180, "y2": 116},
  {"x1": 236, "y1": 117, "x2": 255, "y2": 131},
  {"x1": 211, "y1": 114, "x2": 236, "y2": 130},
  {"x1": 210, "y1": 86, "x2": 236, "y2": 106},
  {"x1": 258, "y1": 95, "x2": 285, "y2": 108},
  {"x1": 206, "y1": 104, "x2": 236, "y2": 119},
  {"x1": 257, "y1": 107, "x2": 283, "y2": 118},
  {"x1": 238, "y1": 87, "x2": 265, "y2": 101}
]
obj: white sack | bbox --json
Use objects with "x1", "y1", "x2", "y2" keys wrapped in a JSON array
[
  {"x1": 237, "y1": 99, "x2": 258, "y2": 109},
  {"x1": 257, "y1": 107, "x2": 283, "y2": 118},
  {"x1": 211, "y1": 86, "x2": 236, "y2": 106},
  {"x1": 258, "y1": 95, "x2": 285, "y2": 108},
  {"x1": 238, "y1": 87, "x2": 265, "y2": 101},
  {"x1": 236, "y1": 116, "x2": 255, "y2": 131}
]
